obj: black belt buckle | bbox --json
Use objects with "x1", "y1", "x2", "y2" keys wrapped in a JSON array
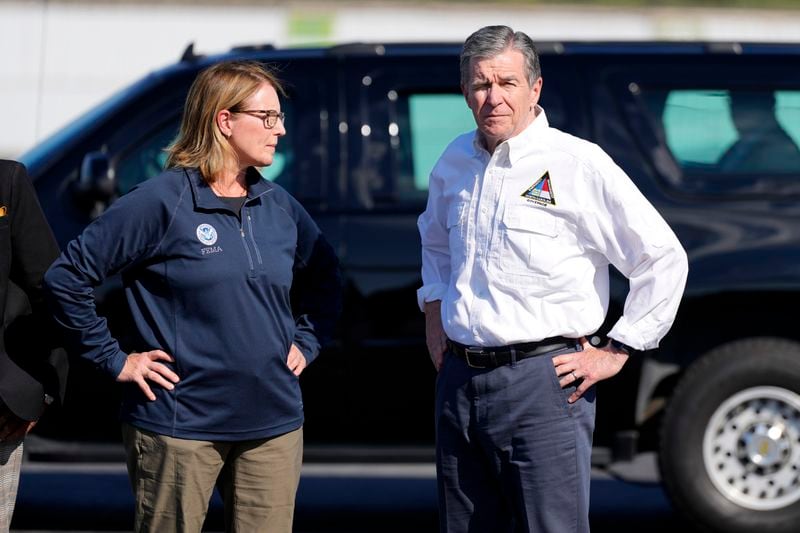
[{"x1": 464, "y1": 347, "x2": 488, "y2": 369}]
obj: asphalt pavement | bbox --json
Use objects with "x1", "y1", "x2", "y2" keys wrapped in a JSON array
[{"x1": 11, "y1": 453, "x2": 704, "y2": 532}]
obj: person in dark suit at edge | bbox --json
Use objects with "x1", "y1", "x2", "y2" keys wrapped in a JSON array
[{"x1": 0, "y1": 160, "x2": 67, "y2": 531}]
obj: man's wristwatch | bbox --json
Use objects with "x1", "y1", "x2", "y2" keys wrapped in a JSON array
[{"x1": 609, "y1": 338, "x2": 635, "y2": 355}]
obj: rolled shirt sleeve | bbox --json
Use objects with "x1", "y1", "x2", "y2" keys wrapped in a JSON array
[{"x1": 417, "y1": 162, "x2": 452, "y2": 311}]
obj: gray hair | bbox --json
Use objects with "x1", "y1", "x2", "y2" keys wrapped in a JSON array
[{"x1": 460, "y1": 25, "x2": 541, "y2": 88}]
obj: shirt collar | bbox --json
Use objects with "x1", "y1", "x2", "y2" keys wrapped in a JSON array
[
  {"x1": 506, "y1": 105, "x2": 549, "y2": 165},
  {"x1": 471, "y1": 105, "x2": 550, "y2": 165},
  {"x1": 186, "y1": 166, "x2": 273, "y2": 210}
]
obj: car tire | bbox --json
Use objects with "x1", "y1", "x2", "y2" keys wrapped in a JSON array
[{"x1": 659, "y1": 337, "x2": 800, "y2": 533}]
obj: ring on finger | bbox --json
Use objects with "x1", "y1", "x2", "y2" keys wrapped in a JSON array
[{"x1": 571, "y1": 371, "x2": 578, "y2": 381}]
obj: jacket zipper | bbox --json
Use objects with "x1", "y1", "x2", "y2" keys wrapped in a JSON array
[
  {"x1": 239, "y1": 216, "x2": 254, "y2": 271},
  {"x1": 246, "y1": 213, "x2": 263, "y2": 266}
]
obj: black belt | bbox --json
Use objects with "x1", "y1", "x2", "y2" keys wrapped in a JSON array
[{"x1": 447, "y1": 337, "x2": 576, "y2": 369}]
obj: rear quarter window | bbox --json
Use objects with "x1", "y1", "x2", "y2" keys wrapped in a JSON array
[
  {"x1": 656, "y1": 89, "x2": 800, "y2": 173},
  {"x1": 639, "y1": 86, "x2": 800, "y2": 196}
]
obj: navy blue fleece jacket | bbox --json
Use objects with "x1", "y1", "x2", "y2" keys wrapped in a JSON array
[{"x1": 45, "y1": 167, "x2": 340, "y2": 440}]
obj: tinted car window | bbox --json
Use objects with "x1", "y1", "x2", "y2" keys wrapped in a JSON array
[
  {"x1": 641, "y1": 87, "x2": 800, "y2": 194},
  {"x1": 650, "y1": 89, "x2": 800, "y2": 173},
  {"x1": 115, "y1": 120, "x2": 179, "y2": 194}
]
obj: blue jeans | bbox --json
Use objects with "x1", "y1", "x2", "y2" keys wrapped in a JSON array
[{"x1": 435, "y1": 344, "x2": 595, "y2": 533}]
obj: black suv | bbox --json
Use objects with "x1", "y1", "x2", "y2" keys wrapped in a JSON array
[{"x1": 19, "y1": 41, "x2": 800, "y2": 533}]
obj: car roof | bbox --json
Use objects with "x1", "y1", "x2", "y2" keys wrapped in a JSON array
[{"x1": 180, "y1": 40, "x2": 800, "y2": 66}]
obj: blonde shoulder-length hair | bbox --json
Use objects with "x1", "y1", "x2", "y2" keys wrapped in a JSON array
[{"x1": 165, "y1": 60, "x2": 285, "y2": 183}]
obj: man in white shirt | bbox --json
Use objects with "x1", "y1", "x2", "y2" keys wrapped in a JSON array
[{"x1": 417, "y1": 26, "x2": 688, "y2": 532}]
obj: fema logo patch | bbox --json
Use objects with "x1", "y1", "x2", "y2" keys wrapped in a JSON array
[{"x1": 196, "y1": 223, "x2": 218, "y2": 245}]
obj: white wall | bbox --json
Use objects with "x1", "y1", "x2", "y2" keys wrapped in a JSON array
[{"x1": 1, "y1": 1, "x2": 799, "y2": 158}]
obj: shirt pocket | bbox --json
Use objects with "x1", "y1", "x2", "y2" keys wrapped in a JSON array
[{"x1": 498, "y1": 205, "x2": 563, "y2": 277}]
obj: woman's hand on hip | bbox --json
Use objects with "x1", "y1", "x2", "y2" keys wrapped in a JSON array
[
  {"x1": 117, "y1": 350, "x2": 180, "y2": 401},
  {"x1": 287, "y1": 344, "x2": 307, "y2": 376}
]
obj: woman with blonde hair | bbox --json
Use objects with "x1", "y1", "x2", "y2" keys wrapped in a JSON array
[{"x1": 45, "y1": 60, "x2": 341, "y2": 533}]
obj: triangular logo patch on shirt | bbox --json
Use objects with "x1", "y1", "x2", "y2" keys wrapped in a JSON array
[{"x1": 521, "y1": 171, "x2": 556, "y2": 206}]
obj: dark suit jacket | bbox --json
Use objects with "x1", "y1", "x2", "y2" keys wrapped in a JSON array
[{"x1": 0, "y1": 160, "x2": 67, "y2": 421}]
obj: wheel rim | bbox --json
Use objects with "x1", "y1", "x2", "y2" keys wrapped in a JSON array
[{"x1": 703, "y1": 386, "x2": 800, "y2": 510}]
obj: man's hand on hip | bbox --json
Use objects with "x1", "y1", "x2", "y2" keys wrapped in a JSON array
[
  {"x1": 424, "y1": 300, "x2": 447, "y2": 371},
  {"x1": 552, "y1": 337, "x2": 629, "y2": 403}
]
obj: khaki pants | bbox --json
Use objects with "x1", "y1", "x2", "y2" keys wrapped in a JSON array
[{"x1": 122, "y1": 424, "x2": 302, "y2": 533}]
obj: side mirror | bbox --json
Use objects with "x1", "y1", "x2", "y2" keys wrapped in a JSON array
[{"x1": 75, "y1": 151, "x2": 117, "y2": 217}]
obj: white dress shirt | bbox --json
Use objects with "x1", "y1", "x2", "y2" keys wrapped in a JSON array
[{"x1": 417, "y1": 107, "x2": 688, "y2": 350}]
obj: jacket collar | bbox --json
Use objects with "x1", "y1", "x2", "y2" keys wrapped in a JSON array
[{"x1": 186, "y1": 167, "x2": 273, "y2": 210}]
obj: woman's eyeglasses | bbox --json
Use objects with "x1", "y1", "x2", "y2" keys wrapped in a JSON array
[{"x1": 231, "y1": 109, "x2": 285, "y2": 129}]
